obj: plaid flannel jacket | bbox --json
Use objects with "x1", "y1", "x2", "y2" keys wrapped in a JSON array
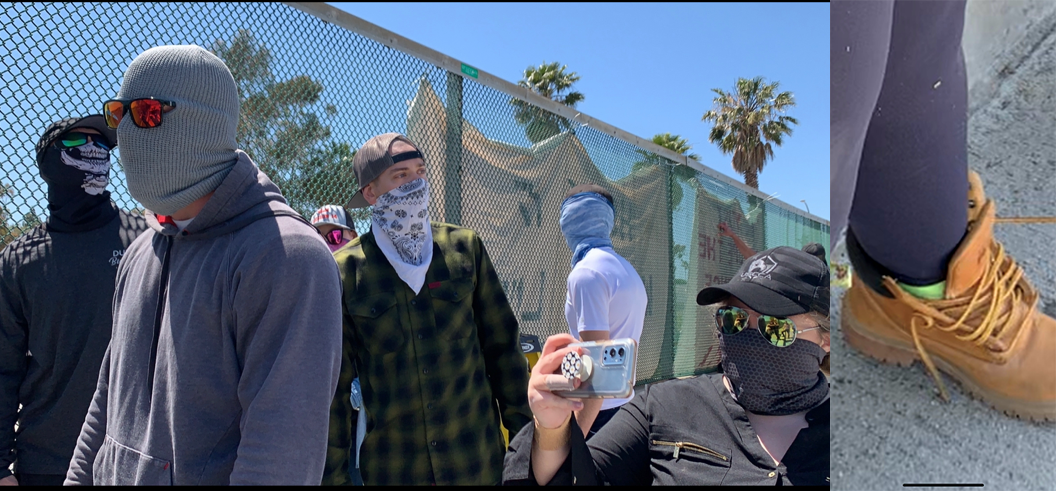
[{"x1": 322, "y1": 222, "x2": 532, "y2": 486}]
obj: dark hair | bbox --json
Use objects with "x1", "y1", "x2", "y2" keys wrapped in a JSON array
[
  {"x1": 802, "y1": 243, "x2": 826, "y2": 263},
  {"x1": 564, "y1": 184, "x2": 614, "y2": 206}
]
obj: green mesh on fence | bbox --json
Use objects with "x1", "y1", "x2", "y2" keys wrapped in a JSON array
[{"x1": 0, "y1": 2, "x2": 829, "y2": 384}]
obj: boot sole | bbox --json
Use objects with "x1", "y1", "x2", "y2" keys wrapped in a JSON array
[{"x1": 841, "y1": 295, "x2": 1055, "y2": 423}]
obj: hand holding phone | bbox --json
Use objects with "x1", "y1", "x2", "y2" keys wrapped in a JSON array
[
  {"x1": 528, "y1": 334, "x2": 586, "y2": 430},
  {"x1": 550, "y1": 338, "x2": 638, "y2": 399}
]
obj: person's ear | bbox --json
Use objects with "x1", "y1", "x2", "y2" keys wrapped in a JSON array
[
  {"x1": 820, "y1": 331, "x2": 830, "y2": 353},
  {"x1": 363, "y1": 182, "x2": 378, "y2": 206}
]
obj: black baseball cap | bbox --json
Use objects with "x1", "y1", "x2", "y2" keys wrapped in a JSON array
[
  {"x1": 696, "y1": 246, "x2": 829, "y2": 317},
  {"x1": 35, "y1": 115, "x2": 117, "y2": 165}
]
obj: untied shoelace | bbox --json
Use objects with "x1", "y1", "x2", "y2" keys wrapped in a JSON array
[{"x1": 883, "y1": 214, "x2": 1052, "y2": 401}]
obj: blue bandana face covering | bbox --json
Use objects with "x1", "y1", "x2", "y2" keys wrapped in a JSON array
[{"x1": 559, "y1": 192, "x2": 615, "y2": 267}]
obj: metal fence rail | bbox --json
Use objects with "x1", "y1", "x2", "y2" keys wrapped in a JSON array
[{"x1": 0, "y1": 2, "x2": 829, "y2": 384}]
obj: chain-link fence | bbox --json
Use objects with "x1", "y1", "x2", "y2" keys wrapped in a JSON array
[{"x1": 0, "y1": 2, "x2": 829, "y2": 384}]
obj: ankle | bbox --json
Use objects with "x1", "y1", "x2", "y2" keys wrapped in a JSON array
[
  {"x1": 846, "y1": 227, "x2": 947, "y2": 300},
  {"x1": 898, "y1": 281, "x2": 946, "y2": 300}
]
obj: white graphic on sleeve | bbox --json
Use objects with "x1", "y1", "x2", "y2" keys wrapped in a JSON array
[{"x1": 109, "y1": 249, "x2": 124, "y2": 267}]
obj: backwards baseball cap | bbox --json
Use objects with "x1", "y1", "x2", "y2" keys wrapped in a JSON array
[
  {"x1": 697, "y1": 246, "x2": 829, "y2": 317},
  {"x1": 35, "y1": 115, "x2": 117, "y2": 166},
  {"x1": 345, "y1": 132, "x2": 424, "y2": 209},
  {"x1": 310, "y1": 204, "x2": 353, "y2": 231}
]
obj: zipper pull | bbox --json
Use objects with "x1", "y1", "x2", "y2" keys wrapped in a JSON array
[{"x1": 673, "y1": 443, "x2": 681, "y2": 460}]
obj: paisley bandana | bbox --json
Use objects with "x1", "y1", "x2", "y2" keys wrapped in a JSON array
[{"x1": 371, "y1": 178, "x2": 433, "y2": 293}]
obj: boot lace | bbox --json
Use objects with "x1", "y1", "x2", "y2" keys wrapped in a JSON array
[{"x1": 882, "y1": 240, "x2": 1036, "y2": 402}]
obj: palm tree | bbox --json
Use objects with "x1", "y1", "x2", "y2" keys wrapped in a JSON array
[
  {"x1": 701, "y1": 77, "x2": 797, "y2": 189},
  {"x1": 510, "y1": 61, "x2": 585, "y2": 144},
  {"x1": 640, "y1": 133, "x2": 700, "y2": 163},
  {"x1": 632, "y1": 133, "x2": 700, "y2": 208}
]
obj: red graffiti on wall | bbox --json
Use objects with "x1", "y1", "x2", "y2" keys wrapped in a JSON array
[{"x1": 697, "y1": 233, "x2": 717, "y2": 261}]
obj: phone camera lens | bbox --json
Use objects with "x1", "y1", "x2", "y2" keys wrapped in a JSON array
[
  {"x1": 618, "y1": 348, "x2": 625, "y2": 357},
  {"x1": 609, "y1": 348, "x2": 616, "y2": 357}
]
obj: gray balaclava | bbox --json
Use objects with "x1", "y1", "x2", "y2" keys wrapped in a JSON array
[{"x1": 116, "y1": 45, "x2": 239, "y2": 216}]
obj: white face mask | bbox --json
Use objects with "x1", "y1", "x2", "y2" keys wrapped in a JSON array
[{"x1": 371, "y1": 178, "x2": 433, "y2": 293}]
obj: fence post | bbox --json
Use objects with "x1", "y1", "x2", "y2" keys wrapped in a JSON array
[
  {"x1": 444, "y1": 71, "x2": 463, "y2": 225},
  {"x1": 657, "y1": 163, "x2": 677, "y2": 382}
]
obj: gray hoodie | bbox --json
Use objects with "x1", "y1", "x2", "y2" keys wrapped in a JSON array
[{"x1": 64, "y1": 151, "x2": 343, "y2": 485}]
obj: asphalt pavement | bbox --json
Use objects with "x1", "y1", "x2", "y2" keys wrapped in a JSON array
[{"x1": 830, "y1": 2, "x2": 1056, "y2": 489}]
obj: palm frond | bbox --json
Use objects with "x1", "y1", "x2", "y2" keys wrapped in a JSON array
[
  {"x1": 699, "y1": 76, "x2": 799, "y2": 188},
  {"x1": 510, "y1": 61, "x2": 586, "y2": 143}
]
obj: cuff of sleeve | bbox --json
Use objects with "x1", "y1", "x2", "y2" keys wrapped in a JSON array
[
  {"x1": 503, "y1": 414, "x2": 596, "y2": 486},
  {"x1": 566, "y1": 416, "x2": 599, "y2": 483}
]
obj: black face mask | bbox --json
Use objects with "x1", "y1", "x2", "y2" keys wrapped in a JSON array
[
  {"x1": 719, "y1": 325, "x2": 829, "y2": 415},
  {"x1": 37, "y1": 141, "x2": 117, "y2": 232}
]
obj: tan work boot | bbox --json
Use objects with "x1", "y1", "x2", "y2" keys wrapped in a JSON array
[{"x1": 842, "y1": 170, "x2": 1056, "y2": 422}]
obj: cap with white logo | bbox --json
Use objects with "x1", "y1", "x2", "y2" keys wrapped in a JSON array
[{"x1": 696, "y1": 246, "x2": 829, "y2": 317}]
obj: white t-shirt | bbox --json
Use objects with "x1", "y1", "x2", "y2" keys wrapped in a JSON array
[{"x1": 564, "y1": 247, "x2": 647, "y2": 410}]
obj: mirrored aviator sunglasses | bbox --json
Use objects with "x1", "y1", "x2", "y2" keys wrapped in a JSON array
[
  {"x1": 103, "y1": 97, "x2": 177, "y2": 129},
  {"x1": 714, "y1": 305, "x2": 819, "y2": 348}
]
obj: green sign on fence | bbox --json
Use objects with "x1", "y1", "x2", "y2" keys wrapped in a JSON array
[{"x1": 460, "y1": 63, "x2": 478, "y2": 79}]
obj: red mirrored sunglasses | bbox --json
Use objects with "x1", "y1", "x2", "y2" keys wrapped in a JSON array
[{"x1": 103, "y1": 98, "x2": 177, "y2": 129}]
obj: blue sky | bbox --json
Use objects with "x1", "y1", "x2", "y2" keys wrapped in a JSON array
[{"x1": 330, "y1": 2, "x2": 830, "y2": 221}]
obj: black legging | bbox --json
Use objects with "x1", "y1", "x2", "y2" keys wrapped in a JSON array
[{"x1": 831, "y1": 0, "x2": 968, "y2": 285}]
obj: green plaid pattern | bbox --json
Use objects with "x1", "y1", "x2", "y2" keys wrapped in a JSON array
[{"x1": 323, "y1": 223, "x2": 532, "y2": 486}]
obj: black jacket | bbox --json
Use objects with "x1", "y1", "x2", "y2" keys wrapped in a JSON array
[
  {"x1": 0, "y1": 207, "x2": 146, "y2": 477},
  {"x1": 502, "y1": 373, "x2": 829, "y2": 486}
]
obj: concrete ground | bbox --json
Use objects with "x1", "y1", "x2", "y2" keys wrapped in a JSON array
[{"x1": 831, "y1": 2, "x2": 1056, "y2": 490}]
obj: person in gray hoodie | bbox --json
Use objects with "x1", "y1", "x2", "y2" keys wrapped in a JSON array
[{"x1": 63, "y1": 45, "x2": 343, "y2": 485}]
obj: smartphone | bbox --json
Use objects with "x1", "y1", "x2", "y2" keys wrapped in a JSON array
[{"x1": 552, "y1": 338, "x2": 638, "y2": 399}]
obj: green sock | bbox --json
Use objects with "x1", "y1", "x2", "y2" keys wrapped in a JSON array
[{"x1": 900, "y1": 281, "x2": 946, "y2": 300}]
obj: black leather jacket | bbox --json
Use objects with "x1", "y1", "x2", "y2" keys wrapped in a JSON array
[{"x1": 502, "y1": 373, "x2": 829, "y2": 486}]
